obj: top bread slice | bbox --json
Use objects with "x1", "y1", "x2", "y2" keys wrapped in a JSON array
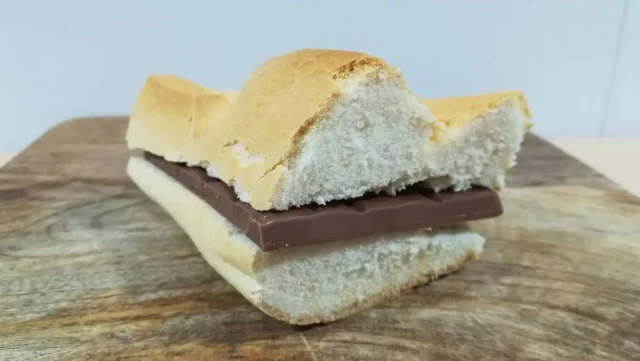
[{"x1": 126, "y1": 49, "x2": 532, "y2": 211}]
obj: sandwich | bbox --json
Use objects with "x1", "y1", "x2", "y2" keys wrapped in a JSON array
[{"x1": 125, "y1": 49, "x2": 532, "y2": 325}]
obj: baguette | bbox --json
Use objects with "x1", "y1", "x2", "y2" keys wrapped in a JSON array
[
  {"x1": 127, "y1": 155, "x2": 484, "y2": 325},
  {"x1": 126, "y1": 49, "x2": 532, "y2": 211},
  {"x1": 125, "y1": 48, "x2": 533, "y2": 324}
]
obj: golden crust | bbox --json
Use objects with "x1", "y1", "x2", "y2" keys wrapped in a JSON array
[
  {"x1": 126, "y1": 75, "x2": 236, "y2": 161},
  {"x1": 423, "y1": 91, "x2": 532, "y2": 142}
]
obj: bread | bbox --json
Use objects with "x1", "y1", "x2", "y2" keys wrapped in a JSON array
[
  {"x1": 127, "y1": 155, "x2": 485, "y2": 325},
  {"x1": 420, "y1": 91, "x2": 533, "y2": 191},
  {"x1": 125, "y1": 75, "x2": 239, "y2": 164},
  {"x1": 126, "y1": 49, "x2": 533, "y2": 211},
  {"x1": 125, "y1": 48, "x2": 533, "y2": 324}
]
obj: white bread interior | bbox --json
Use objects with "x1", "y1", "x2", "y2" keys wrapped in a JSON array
[
  {"x1": 420, "y1": 92, "x2": 533, "y2": 191},
  {"x1": 126, "y1": 49, "x2": 533, "y2": 211},
  {"x1": 127, "y1": 156, "x2": 485, "y2": 325}
]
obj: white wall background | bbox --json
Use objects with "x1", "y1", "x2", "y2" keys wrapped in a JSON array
[{"x1": 0, "y1": 0, "x2": 638, "y2": 152}]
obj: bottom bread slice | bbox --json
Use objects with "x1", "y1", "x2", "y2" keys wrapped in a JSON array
[{"x1": 127, "y1": 156, "x2": 486, "y2": 325}]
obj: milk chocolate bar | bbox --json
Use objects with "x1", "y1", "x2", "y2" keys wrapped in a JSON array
[{"x1": 144, "y1": 152, "x2": 503, "y2": 251}]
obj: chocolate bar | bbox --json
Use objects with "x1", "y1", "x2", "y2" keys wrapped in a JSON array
[{"x1": 145, "y1": 152, "x2": 503, "y2": 251}]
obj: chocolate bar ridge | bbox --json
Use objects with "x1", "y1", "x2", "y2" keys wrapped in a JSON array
[{"x1": 144, "y1": 152, "x2": 503, "y2": 251}]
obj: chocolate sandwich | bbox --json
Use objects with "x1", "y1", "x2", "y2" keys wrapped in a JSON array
[{"x1": 125, "y1": 49, "x2": 533, "y2": 325}]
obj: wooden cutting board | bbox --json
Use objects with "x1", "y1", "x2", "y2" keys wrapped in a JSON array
[{"x1": 1, "y1": 117, "x2": 639, "y2": 361}]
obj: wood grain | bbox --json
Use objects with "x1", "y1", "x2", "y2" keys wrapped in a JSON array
[{"x1": 1, "y1": 117, "x2": 638, "y2": 360}]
